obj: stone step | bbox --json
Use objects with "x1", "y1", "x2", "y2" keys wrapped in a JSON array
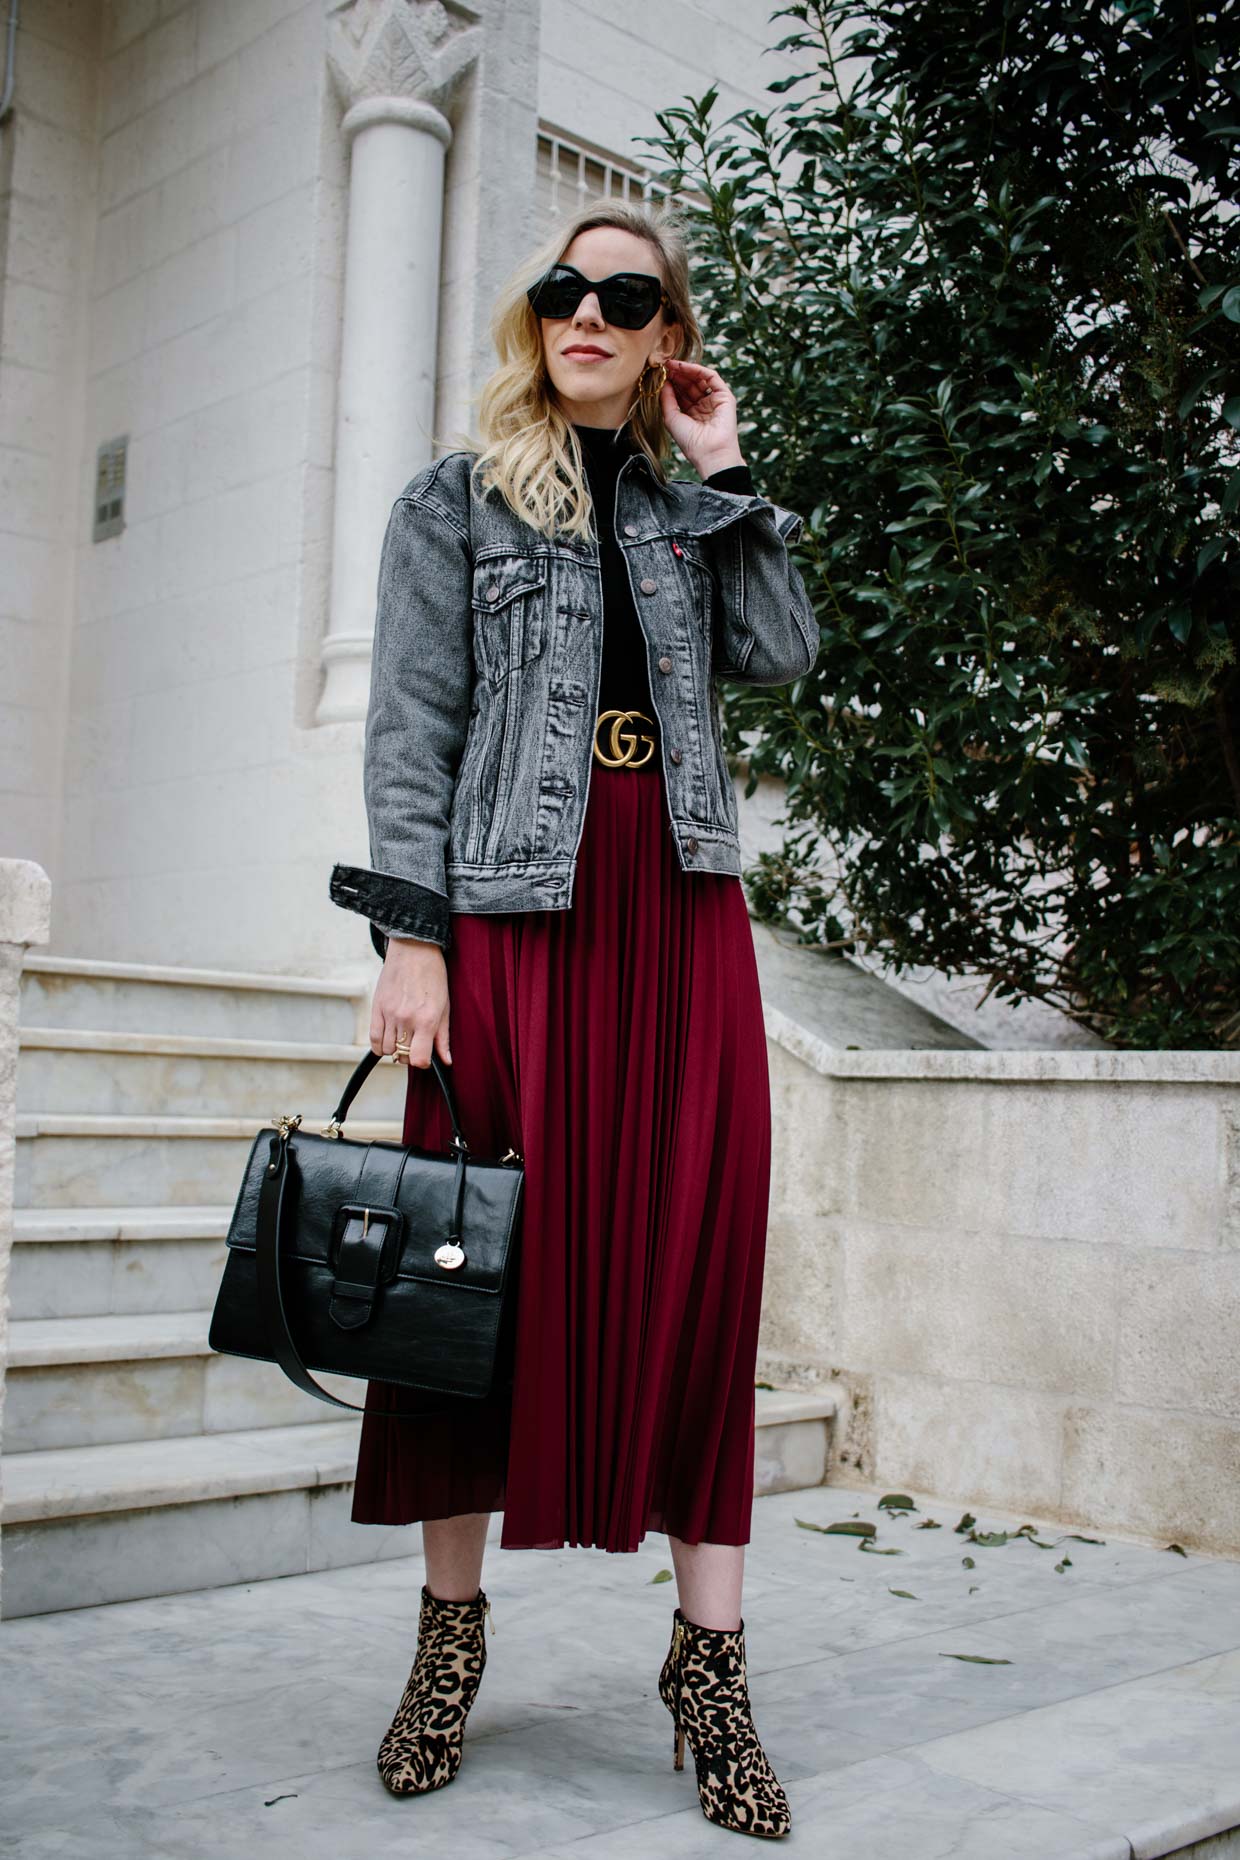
[
  {"x1": 19, "y1": 953, "x2": 365, "y2": 1043},
  {"x1": 9, "y1": 1204, "x2": 233, "y2": 1320},
  {"x1": 0, "y1": 1389, "x2": 838, "y2": 1618},
  {"x1": 752, "y1": 1385, "x2": 838, "y2": 1495},
  {"x1": 16, "y1": 1027, "x2": 409, "y2": 1120},
  {"x1": 4, "y1": 1309, "x2": 363, "y2": 1452},
  {"x1": 14, "y1": 1113, "x2": 403, "y2": 1207},
  {"x1": 4, "y1": 1305, "x2": 838, "y2": 1475},
  {"x1": 0, "y1": 1421, "x2": 395, "y2": 1618}
]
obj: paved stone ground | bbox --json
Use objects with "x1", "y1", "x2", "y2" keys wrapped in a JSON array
[{"x1": 2, "y1": 1479, "x2": 1239, "y2": 1858}]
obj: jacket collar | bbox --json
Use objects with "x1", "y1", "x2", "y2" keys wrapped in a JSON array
[{"x1": 617, "y1": 446, "x2": 774, "y2": 539}]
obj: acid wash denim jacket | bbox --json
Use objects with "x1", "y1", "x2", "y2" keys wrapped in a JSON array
[{"x1": 329, "y1": 445, "x2": 819, "y2": 961}]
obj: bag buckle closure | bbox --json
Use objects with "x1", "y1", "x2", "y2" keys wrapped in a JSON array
[{"x1": 328, "y1": 1201, "x2": 403, "y2": 1331}]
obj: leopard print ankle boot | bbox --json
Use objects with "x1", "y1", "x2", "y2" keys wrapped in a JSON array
[
  {"x1": 658, "y1": 1605, "x2": 791, "y2": 1838},
  {"x1": 376, "y1": 1583, "x2": 493, "y2": 1795}
]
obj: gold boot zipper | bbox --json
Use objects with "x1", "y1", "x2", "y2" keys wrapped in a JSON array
[{"x1": 671, "y1": 1615, "x2": 687, "y2": 1770}]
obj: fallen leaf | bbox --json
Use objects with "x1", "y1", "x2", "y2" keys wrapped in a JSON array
[{"x1": 939, "y1": 1653, "x2": 1013, "y2": 1664}]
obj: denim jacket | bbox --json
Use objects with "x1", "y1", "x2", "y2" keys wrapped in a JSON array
[{"x1": 329, "y1": 446, "x2": 818, "y2": 960}]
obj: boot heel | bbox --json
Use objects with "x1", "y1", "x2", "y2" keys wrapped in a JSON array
[{"x1": 673, "y1": 1720, "x2": 685, "y2": 1771}]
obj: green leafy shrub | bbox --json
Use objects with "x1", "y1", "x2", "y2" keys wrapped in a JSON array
[{"x1": 642, "y1": 0, "x2": 1240, "y2": 1048}]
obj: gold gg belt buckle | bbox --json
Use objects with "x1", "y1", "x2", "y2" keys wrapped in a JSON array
[{"x1": 593, "y1": 708, "x2": 657, "y2": 768}]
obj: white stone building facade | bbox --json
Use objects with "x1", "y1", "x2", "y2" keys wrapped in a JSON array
[{"x1": 2, "y1": 0, "x2": 812, "y2": 981}]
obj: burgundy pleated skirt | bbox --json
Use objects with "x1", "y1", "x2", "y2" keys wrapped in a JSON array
[{"x1": 350, "y1": 757, "x2": 773, "y2": 1552}]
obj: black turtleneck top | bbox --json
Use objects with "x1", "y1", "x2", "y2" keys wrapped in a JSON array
[{"x1": 570, "y1": 420, "x2": 756, "y2": 724}]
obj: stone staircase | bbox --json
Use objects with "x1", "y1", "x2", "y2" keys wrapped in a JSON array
[{"x1": 2, "y1": 954, "x2": 837, "y2": 1618}]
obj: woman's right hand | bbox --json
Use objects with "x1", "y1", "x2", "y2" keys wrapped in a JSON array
[{"x1": 370, "y1": 936, "x2": 452, "y2": 1069}]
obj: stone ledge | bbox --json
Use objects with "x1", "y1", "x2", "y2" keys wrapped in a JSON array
[
  {"x1": 6, "y1": 1318, "x2": 845, "y2": 1406},
  {"x1": 13, "y1": 1205, "x2": 232, "y2": 1243},
  {"x1": 20, "y1": 953, "x2": 362, "y2": 997},
  {"x1": 753, "y1": 1386, "x2": 840, "y2": 1426},
  {"x1": 762, "y1": 1005, "x2": 1240, "y2": 1086},
  {"x1": 1, "y1": 1389, "x2": 833, "y2": 1527},
  {"x1": 1, "y1": 1420, "x2": 366, "y2": 1524},
  {"x1": 16, "y1": 1113, "x2": 403, "y2": 1139},
  {"x1": 18, "y1": 1026, "x2": 377, "y2": 1062},
  {"x1": 9, "y1": 1309, "x2": 214, "y2": 1367}
]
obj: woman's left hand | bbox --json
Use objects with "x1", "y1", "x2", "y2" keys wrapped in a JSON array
[{"x1": 658, "y1": 357, "x2": 747, "y2": 479}]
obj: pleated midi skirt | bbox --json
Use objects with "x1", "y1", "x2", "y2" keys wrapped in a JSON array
[{"x1": 350, "y1": 756, "x2": 773, "y2": 1552}]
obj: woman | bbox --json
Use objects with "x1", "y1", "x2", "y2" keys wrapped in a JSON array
[{"x1": 329, "y1": 198, "x2": 818, "y2": 1840}]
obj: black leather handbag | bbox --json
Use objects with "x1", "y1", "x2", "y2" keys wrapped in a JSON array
[{"x1": 208, "y1": 1048, "x2": 524, "y2": 1414}]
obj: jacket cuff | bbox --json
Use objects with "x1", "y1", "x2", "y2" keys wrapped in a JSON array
[
  {"x1": 694, "y1": 482, "x2": 805, "y2": 547},
  {"x1": 329, "y1": 863, "x2": 451, "y2": 958},
  {"x1": 704, "y1": 463, "x2": 757, "y2": 497}
]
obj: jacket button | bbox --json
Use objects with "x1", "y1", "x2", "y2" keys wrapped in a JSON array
[
  {"x1": 486, "y1": 583, "x2": 500, "y2": 601},
  {"x1": 639, "y1": 577, "x2": 658, "y2": 594},
  {"x1": 624, "y1": 523, "x2": 638, "y2": 537},
  {"x1": 658, "y1": 655, "x2": 672, "y2": 673},
  {"x1": 685, "y1": 835, "x2": 698, "y2": 855},
  {"x1": 669, "y1": 746, "x2": 682, "y2": 764}
]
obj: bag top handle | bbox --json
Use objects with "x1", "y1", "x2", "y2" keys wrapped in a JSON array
[{"x1": 328, "y1": 1048, "x2": 468, "y2": 1150}]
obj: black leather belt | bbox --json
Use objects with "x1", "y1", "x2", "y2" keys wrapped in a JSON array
[{"x1": 593, "y1": 707, "x2": 659, "y2": 768}]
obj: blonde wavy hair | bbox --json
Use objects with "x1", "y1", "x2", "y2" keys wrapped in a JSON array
[{"x1": 441, "y1": 198, "x2": 705, "y2": 542}]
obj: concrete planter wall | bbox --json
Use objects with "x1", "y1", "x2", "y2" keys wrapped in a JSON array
[{"x1": 757, "y1": 1027, "x2": 1240, "y2": 1555}]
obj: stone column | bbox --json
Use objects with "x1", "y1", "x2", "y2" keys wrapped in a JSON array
[
  {"x1": 317, "y1": 0, "x2": 483, "y2": 725},
  {"x1": 0, "y1": 860, "x2": 51, "y2": 1615}
]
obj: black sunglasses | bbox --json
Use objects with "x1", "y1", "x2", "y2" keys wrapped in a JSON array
[{"x1": 526, "y1": 263, "x2": 673, "y2": 330}]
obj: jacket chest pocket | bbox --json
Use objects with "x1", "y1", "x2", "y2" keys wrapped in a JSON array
[
  {"x1": 471, "y1": 553, "x2": 549, "y2": 690},
  {"x1": 674, "y1": 538, "x2": 718, "y2": 639}
]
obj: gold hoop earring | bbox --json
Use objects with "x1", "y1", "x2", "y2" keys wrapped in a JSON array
[{"x1": 639, "y1": 358, "x2": 668, "y2": 402}]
